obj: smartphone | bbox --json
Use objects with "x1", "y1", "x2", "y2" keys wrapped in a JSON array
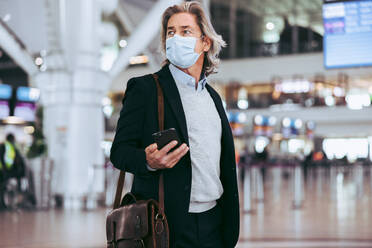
[{"x1": 152, "y1": 128, "x2": 181, "y2": 152}]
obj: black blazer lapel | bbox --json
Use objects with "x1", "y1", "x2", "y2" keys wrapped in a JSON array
[{"x1": 155, "y1": 65, "x2": 189, "y2": 146}]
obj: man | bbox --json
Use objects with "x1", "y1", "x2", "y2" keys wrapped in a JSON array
[
  {"x1": 110, "y1": 2, "x2": 240, "y2": 247},
  {"x1": 0, "y1": 133, "x2": 26, "y2": 189},
  {"x1": 0, "y1": 133, "x2": 26, "y2": 208}
]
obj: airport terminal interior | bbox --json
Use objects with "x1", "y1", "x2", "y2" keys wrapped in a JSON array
[{"x1": 1, "y1": 0, "x2": 372, "y2": 247}]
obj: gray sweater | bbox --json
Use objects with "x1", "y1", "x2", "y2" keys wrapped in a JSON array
[{"x1": 169, "y1": 64, "x2": 223, "y2": 213}]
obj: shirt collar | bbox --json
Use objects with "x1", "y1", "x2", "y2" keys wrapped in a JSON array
[{"x1": 169, "y1": 63, "x2": 207, "y2": 92}]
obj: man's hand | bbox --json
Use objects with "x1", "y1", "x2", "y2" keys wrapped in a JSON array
[{"x1": 145, "y1": 141, "x2": 189, "y2": 169}]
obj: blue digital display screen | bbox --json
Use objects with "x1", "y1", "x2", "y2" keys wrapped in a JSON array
[
  {"x1": 323, "y1": 0, "x2": 372, "y2": 68},
  {"x1": 16, "y1": 87, "x2": 40, "y2": 102},
  {"x1": 0, "y1": 85, "x2": 12, "y2": 99}
]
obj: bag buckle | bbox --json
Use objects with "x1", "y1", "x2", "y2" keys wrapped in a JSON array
[
  {"x1": 135, "y1": 239, "x2": 145, "y2": 248},
  {"x1": 155, "y1": 213, "x2": 164, "y2": 220}
]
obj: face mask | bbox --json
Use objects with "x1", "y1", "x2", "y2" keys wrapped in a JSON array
[{"x1": 166, "y1": 34, "x2": 203, "y2": 69}]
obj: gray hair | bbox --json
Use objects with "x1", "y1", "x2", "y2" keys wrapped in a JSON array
[{"x1": 160, "y1": 1, "x2": 226, "y2": 76}]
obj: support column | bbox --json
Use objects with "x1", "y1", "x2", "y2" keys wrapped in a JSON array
[
  {"x1": 243, "y1": 13, "x2": 250, "y2": 57},
  {"x1": 32, "y1": 0, "x2": 74, "y2": 203},
  {"x1": 62, "y1": 0, "x2": 107, "y2": 208},
  {"x1": 291, "y1": 2, "x2": 299, "y2": 54},
  {"x1": 291, "y1": 25, "x2": 299, "y2": 54},
  {"x1": 33, "y1": 0, "x2": 108, "y2": 209}
]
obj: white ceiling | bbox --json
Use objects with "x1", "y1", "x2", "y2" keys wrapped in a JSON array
[
  {"x1": 0, "y1": 0, "x2": 48, "y2": 54},
  {"x1": 0, "y1": 0, "x2": 325, "y2": 55},
  {"x1": 0, "y1": 0, "x2": 156, "y2": 55}
]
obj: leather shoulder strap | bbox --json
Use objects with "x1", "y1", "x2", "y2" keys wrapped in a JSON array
[
  {"x1": 113, "y1": 170, "x2": 125, "y2": 209},
  {"x1": 113, "y1": 74, "x2": 165, "y2": 211},
  {"x1": 152, "y1": 74, "x2": 165, "y2": 217},
  {"x1": 153, "y1": 74, "x2": 164, "y2": 131}
]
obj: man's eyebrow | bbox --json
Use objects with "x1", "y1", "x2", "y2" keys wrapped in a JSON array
[{"x1": 167, "y1": 25, "x2": 193, "y2": 30}]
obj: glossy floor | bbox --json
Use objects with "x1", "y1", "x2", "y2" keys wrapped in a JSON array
[
  {"x1": 0, "y1": 166, "x2": 371, "y2": 248},
  {"x1": 237, "y1": 165, "x2": 372, "y2": 247}
]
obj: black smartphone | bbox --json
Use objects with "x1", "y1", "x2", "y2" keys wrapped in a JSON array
[{"x1": 152, "y1": 128, "x2": 181, "y2": 152}]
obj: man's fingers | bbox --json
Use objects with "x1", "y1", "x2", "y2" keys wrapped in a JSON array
[
  {"x1": 147, "y1": 141, "x2": 189, "y2": 169},
  {"x1": 167, "y1": 143, "x2": 189, "y2": 162},
  {"x1": 168, "y1": 146, "x2": 189, "y2": 168},
  {"x1": 149, "y1": 143, "x2": 158, "y2": 152},
  {"x1": 146, "y1": 143, "x2": 158, "y2": 153},
  {"x1": 159, "y1": 140, "x2": 179, "y2": 155}
]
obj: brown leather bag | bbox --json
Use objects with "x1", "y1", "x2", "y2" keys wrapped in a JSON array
[{"x1": 106, "y1": 74, "x2": 169, "y2": 248}]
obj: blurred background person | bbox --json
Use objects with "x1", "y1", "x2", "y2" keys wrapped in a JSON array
[{"x1": 0, "y1": 133, "x2": 26, "y2": 190}]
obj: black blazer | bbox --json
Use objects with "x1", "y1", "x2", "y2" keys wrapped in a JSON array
[{"x1": 110, "y1": 64, "x2": 240, "y2": 247}]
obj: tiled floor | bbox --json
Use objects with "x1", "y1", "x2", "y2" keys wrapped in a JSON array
[{"x1": 0, "y1": 166, "x2": 371, "y2": 248}]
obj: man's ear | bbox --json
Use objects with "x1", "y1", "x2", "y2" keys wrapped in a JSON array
[{"x1": 203, "y1": 36, "x2": 212, "y2": 52}]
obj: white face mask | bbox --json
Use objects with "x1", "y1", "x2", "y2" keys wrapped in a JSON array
[{"x1": 166, "y1": 34, "x2": 203, "y2": 69}]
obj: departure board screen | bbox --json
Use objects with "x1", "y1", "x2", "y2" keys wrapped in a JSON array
[
  {"x1": 323, "y1": 0, "x2": 372, "y2": 68},
  {"x1": 14, "y1": 102, "x2": 36, "y2": 122},
  {"x1": 0, "y1": 100, "x2": 10, "y2": 120}
]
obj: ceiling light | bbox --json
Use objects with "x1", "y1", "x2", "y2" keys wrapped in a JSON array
[
  {"x1": 282, "y1": 117, "x2": 291, "y2": 128},
  {"x1": 255, "y1": 136, "x2": 269, "y2": 153},
  {"x1": 103, "y1": 105, "x2": 113, "y2": 117},
  {"x1": 325, "y1": 95, "x2": 335, "y2": 106},
  {"x1": 254, "y1": 115, "x2": 264, "y2": 126},
  {"x1": 237, "y1": 99, "x2": 249, "y2": 109},
  {"x1": 266, "y1": 22, "x2": 275, "y2": 30},
  {"x1": 294, "y1": 119, "x2": 303, "y2": 129},
  {"x1": 35, "y1": 57, "x2": 43, "y2": 66},
  {"x1": 119, "y1": 39, "x2": 127, "y2": 48},
  {"x1": 101, "y1": 97, "x2": 111, "y2": 106}
]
